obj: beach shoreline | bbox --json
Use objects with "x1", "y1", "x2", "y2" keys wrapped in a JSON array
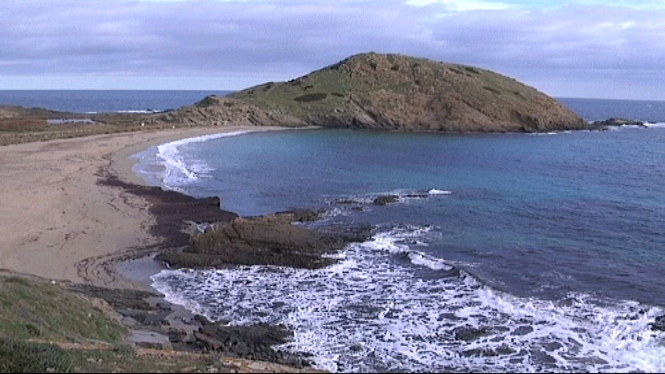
[
  {"x1": 0, "y1": 125, "x2": 287, "y2": 290},
  {"x1": 0, "y1": 124, "x2": 327, "y2": 369}
]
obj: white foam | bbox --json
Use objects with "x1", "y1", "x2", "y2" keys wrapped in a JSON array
[
  {"x1": 116, "y1": 109, "x2": 166, "y2": 113},
  {"x1": 527, "y1": 131, "x2": 572, "y2": 136},
  {"x1": 150, "y1": 226, "x2": 665, "y2": 373},
  {"x1": 428, "y1": 188, "x2": 453, "y2": 195},
  {"x1": 152, "y1": 130, "x2": 250, "y2": 189}
]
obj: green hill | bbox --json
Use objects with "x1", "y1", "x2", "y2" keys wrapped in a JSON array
[{"x1": 150, "y1": 52, "x2": 589, "y2": 133}]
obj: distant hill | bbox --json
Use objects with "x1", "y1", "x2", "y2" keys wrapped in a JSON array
[{"x1": 150, "y1": 52, "x2": 590, "y2": 133}]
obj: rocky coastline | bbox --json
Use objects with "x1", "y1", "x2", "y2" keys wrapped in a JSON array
[{"x1": 86, "y1": 171, "x2": 377, "y2": 370}]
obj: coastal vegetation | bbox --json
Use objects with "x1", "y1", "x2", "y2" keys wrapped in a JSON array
[
  {"x1": 0, "y1": 274, "x2": 314, "y2": 372},
  {"x1": 227, "y1": 52, "x2": 589, "y2": 132}
]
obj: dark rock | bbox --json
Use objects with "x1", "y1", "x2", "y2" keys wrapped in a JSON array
[
  {"x1": 167, "y1": 328, "x2": 187, "y2": 343},
  {"x1": 128, "y1": 330, "x2": 172, "y2": 350},
  {"x1": 453, "y1": 326, "x2": 489, "y2": 341},
  {"x1": 373, "y1": 194, "x2": 399, "y2": 206},
  {"x1": 143, "y1": 310, "x2": 174, "y2": 326},
  {"x1": 194, "y1": 314, "x2": 213, "y2": 326},
  {"x1": 404, "y1": 193, "x2": 430, "y2": 199},
  {"x1": 97, "y1": 176, "x2": 238, "y2": 248},
  {"x1": 651, "y1": 315, "x2": 665, "y2": 331},
  {"x1": 512, "y1": 325, "x2": 533, "y2": 336},
  {"x1": 592, "y1": 117, "x2": 645, "y2": 128},
  {"x1": 68, "y1": 284, "x2": 158, "y2": 310},
  {"x1": 156, "y1": 213, "x2": 367, "y2": 270},
  {"x1": 189, "y1": 321, "x2": 311, "y2": 367},
  {"x1": 117, "y1": 309, "x2": 148, "y2": 323},
  {"x1": 277, "y1": 208, "x2": 324, "y2": 222}
]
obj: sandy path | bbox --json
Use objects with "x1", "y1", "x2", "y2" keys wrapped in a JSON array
[{"x1": 0, "y1": 126, "x2": 277, "y2": 289}]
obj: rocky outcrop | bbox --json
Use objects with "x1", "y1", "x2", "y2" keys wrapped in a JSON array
[
  {"x1": 651, "y1": 315, "x2": 665, "y2": 331},
  {"x1": 591, "y1": 117, "x2": 645, "y2": 128},
  {"x1": 155, "y1": 210, "x2": 371, "y2": 270},
  {"x1": 70, "y1": 284, "x2": 315, "y2": 368},
  {"x1": 142, "y1": 52, "x2": 589, "y2": 133},
  {"x1": 373, "y1": 194, "x2": 400, "y2": 206},
  {"x1": 144, "y1": 96, "x2": 307, "y2": 128}
]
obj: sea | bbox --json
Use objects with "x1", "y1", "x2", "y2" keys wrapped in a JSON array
[{"x1": 3, "y1": 90, "x2": 665, "y2": 372}]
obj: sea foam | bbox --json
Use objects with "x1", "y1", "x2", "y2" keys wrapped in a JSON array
[
  {"x1": 150, "y1": 224, "x2": 665, "y2": 373},
  {"x1": 153, "y1": 130, "x2": 250, "y2": 189}
]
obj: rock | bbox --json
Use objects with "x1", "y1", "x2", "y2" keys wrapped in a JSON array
[
  {"x1": 121, "y1": 316, "x2": 139, "y2": 327},
  {"x1": 592, "y1": 117, "x2": 645, "y2": 128},
  {"x1": 168, "y1": 328, "x2": 187, "y2": 343},
  {"x1": 117, "y1": 309, "x2": 148, "y2": 323},
  {"x1": 373, "y1": 194, "x2": 399, "y2": 206},
  {"x1": 68, "y1": 284, "x2": 158, "y2": 310},
  {"x1": 651, "y1": 315, "x2": 665, "y2": 331},
  {"x1": 190, "y1": 322, "x2": 312, "y2": 367},
  {"x1": 194, "y1": 314, "x2": 214, "y2": 326},
  {"x1": 156, "y1": 213, "x2": 369, "y2": 270},
  {"x1": 128, "y1": 330, "x2": 173, "y2": 350},
  {"x1": 143, "y1": 310, "x2": 174, "y2": 326},
  {"x1": 453, "y1": 326, "x2": 489, "y2": 342}
]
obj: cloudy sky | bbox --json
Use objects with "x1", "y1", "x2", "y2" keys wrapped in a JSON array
[{"x1": 1, "y1": 0, "x2": 664, "y2": 100}]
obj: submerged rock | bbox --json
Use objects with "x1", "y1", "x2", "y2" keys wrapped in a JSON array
[
  {"x1": 591, "y1": 117, "x2": 645, "y2": 128},
  {"x1": 651, "y1": 315, "x2": 665, "y2": 331},
  {"x1": 373, "y1": 194, "x2": 400, "y2": 206}
]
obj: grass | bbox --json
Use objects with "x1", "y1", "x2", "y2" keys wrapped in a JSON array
[
  {"x1": 0, "y1": 275, "x2": 234, "y2": 373},
  {"x1": 228, "y1": 52, "x2": 549, "y2": 126},
  {"x1": 0, "y1": 276, "x2": 126, "y2": 343},
  {"x1": 0, "y1": 337, "x2": 233, "y2": 373},
  {"x1": 0, "y1": 338, "x2": 74, "y2": 373},
  {"x1": 0, "y1": 275, "x2": 318, "y2": 373}
]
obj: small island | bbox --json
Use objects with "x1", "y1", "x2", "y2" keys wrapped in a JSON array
[{"x1": 148, "y1": 52, "x2": 591, "y2": 133}]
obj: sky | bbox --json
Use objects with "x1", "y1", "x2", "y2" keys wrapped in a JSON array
[{"x1": 1, "y1": 0, "x2": 665, "y2": 100}]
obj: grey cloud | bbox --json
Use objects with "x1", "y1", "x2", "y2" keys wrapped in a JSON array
[{"x1": 0, "y1": 0, "x2": 664, "y2": 98}]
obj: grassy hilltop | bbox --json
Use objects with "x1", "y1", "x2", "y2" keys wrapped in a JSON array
[
  {"x1": 0, "y1": 52, "x2": 592, "y2": 144},
  {"x1": 148, "y1": 52, "x2": 587, "y2": 132},
  {"x1": 219, "y1": 52, "x2": 588, "y2": 132}
]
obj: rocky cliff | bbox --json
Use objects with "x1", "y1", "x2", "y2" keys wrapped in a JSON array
[{"x1": 148, "y1": 52, "x2": 589, "y2": 133}]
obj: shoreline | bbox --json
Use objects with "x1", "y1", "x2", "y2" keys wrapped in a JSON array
[
  {"x1": 0, "y1": 124, "x2": 324, "y2": 370},
  {"x1": 0, "y1": 125, "x2": 288, "y2": 290}
]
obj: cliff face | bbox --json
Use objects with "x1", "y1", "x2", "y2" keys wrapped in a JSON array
[{"x1": 151, "y1": 52, "x2": 589, "y2": 133}]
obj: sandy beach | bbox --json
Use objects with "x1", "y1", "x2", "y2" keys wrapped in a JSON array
[{"x1": 0, "y1": 126, "x2": 282, "y2": 290}]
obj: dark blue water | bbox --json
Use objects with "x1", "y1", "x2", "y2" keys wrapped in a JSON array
[{"x1": 140, "y1": 124, "x2": 665, "y2": 372}]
